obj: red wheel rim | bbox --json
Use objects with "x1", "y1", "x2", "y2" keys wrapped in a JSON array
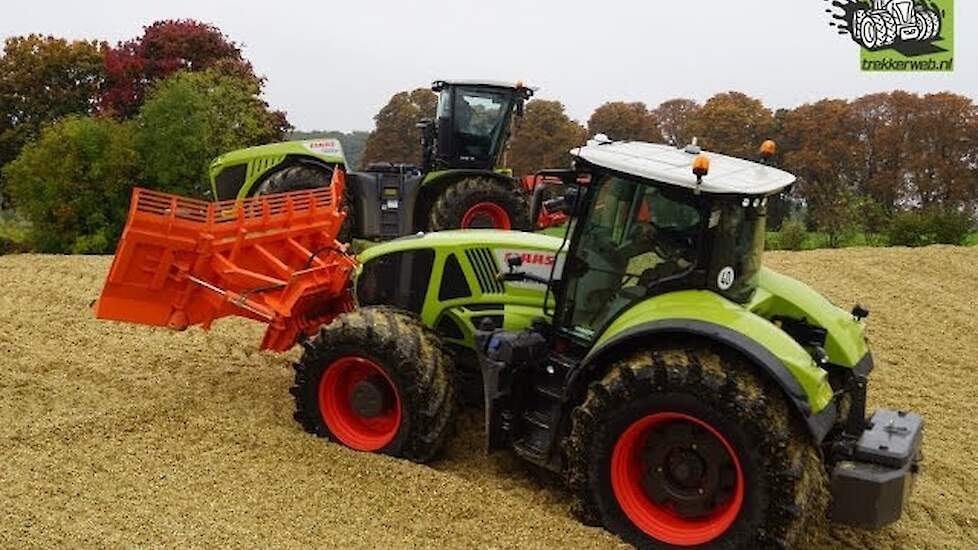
[
  {"x1": 318, "y1": 356, "x2": 401, "y2": 451},
  {"x1": 461, "y1": 202, "x2": 512, "y2": 229},
  {"x1": 611, "y1": 412, "x2": 745, "y2": 547}
]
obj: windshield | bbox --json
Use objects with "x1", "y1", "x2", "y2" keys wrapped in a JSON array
[
  {"x1": 708, "y1": 198, "x2": 767, "y2": 303},
  {"x1": 559, "y1": 176, "x2": 703, "y2": 340},
  {"x1": 451, "y1": 87, "x2": 513, "y2": 162}
]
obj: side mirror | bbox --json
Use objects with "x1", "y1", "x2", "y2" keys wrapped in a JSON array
[{"x1": 531, "y1": 182, "x2": 579, "y2": 230}]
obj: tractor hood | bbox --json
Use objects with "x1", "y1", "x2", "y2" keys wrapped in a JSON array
[{"x1": 750, "y1": 268, "x2": 870, "y2": 368}]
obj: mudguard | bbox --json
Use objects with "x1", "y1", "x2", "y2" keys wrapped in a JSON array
[
  {"x1": 582, "y1": 289, "x2": 838, "y2": 441},
  {"x1": 209, "y1": 139, "x2": 348, "y2": 200}
]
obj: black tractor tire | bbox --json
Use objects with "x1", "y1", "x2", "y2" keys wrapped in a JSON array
[
  {"x1": 256, "y1": 164, "x2": 355, "y2": 242},
  {"x1": 290, "y1": 307, "x2": 457, "y2": 463},
  {"x1": 428, "y1": 177, "x2": 532, "y2": 232},
  {"x1": 565, "y1": 344, "x2": 827, "y2": 549}
]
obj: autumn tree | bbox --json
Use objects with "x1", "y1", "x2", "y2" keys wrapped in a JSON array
[
  {"x1": 685, "y1": 92, "x2": 774, "y2": 158},
  {"x1": 360, "y1": 88, "x2": 437, "y2": 167},
  {"x1": 652, "y1": 99, "x2": 700, "y2": 147},
  {"x1": 101, "y1": 20, "x2": 259, "y2": 118},
  {"x1": 587, "y1": 101, "x2": 661, "y2": 142},
  {"x1": 135, "y1": 68, "x2": 289, "y2": 197},
  {"x1": 780, "y1": 99, "x2": 867, "y2": 246},
  {"x1": 0, "y1": 35, "x2": 105, "y2": 184},
  {"x1": 508, "y1": 100, "x2": 587, "y2": 176},
  {"x1": 2, "y1": 116, "x2": 139, "y2": 253},
  {"x1": 901, "y1": 92, "x2": 977, "y2": 209}
]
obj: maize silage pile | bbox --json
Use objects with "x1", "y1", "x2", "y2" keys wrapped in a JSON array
[{"x1": 0, "y1": 247, "x2": 975, "y2": 548}]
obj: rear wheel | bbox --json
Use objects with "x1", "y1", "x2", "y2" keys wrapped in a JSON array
[
  {"x1": 291, "y1": 307, "x2": 457, "y2": 462},
  {"x1": 565, "y1": 345, "x2": 827, "y2": 549},
  {"x1": 256, "y1": 164, "x2": 354, "y2": 242},
  {"x1": 428, "y1": 177, "x2": 532, "y2": 231}
]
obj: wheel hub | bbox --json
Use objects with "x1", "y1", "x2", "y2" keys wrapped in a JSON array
[
  {"x1": 461, "y1": 202, "x2": 511, "y2": 229},
  {"x1": 349, "y1": 375, "x2": 391, "y2": 418},
  {"x1": 641, "y1": 420, "x2": 738, "y2": 519}
]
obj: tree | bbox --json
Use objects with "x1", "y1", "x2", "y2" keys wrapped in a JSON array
[
  {"x1": 361, "y1": 88, "x2": 437, "y2": 167},
  {"x1": 101, "y1": 20, "x2": 258, "y2": 118},
  {"x1": 779, "y1": 99, "x2": 867, "y2": 246},
  {"x1": 135, "y1": 68, "x2": 289, "y2": 197},
  {"x1": 902, "y1": 92, "x2": 978, "y2": 209},
  {"x1": 0, "y1": 35, "x2": 105, "y2": 189},
  {"x1": 652, "y1": 99, "x2": 700, "y2": 147},
  {"x1": 507, "y1": 100, "x2": 587, "y2": 177},
  {"x1": 2, "y1": 116, "x2": 139, "y2": 253},
  {"x1": 587, "y1": 101, "x2": 661, "y2": 142},
  {"x1": 685, "y1": 92, "x2": 774, "y2": 158}
]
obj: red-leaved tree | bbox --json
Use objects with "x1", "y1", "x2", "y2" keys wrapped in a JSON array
[{"x1": 101, "y1": 20, "x2": 257, "y2": 118}]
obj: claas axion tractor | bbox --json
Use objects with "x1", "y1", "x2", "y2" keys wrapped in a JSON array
[
  {"x1": 209, "y1": 80, "x2": 535, "y2": 240},
  {"x1": 96, "y1": 136, "x2": 923, "y2": 548}
]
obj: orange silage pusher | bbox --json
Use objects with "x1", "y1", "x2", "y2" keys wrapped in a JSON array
[{"x1": 95, "y1": 169, "x2": 356, "y2": 352}]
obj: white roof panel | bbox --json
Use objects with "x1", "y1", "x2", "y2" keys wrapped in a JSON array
[
  {"x1": 571, "y1": 141, "x2": 795, "y2": 195},
  {"x1": 435, "y1": 79, "x2": 532, "y2": 90}
]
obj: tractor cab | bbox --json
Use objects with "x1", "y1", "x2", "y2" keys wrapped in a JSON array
[
  {"x1": 421, "y1": 80, "x2": 534, "y2": 172},
  {"x1": 546, "y1": 138, "x2": 789, "y2": 343}
]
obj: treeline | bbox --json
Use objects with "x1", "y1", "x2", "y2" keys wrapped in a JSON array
[
  {"x1": 1, "y1": 19, "x2": 975, "y2": 254},
  {"x1": 361, "y1": 88, "x2": 978, "y2": 248},
  {"x1": 0, "y1": 21, "x2": 288, "y2": 253}
]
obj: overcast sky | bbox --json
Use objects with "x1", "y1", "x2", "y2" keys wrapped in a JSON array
[{"x1": 2, "y1": 0, "x2": 974, "y2": 132}]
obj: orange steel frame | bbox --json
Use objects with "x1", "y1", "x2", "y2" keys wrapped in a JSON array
[{"x1": 95, "y1": 170, "x2": 356, "y2": 352}]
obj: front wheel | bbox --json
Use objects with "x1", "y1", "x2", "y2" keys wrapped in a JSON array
[
  {"x1": 428, "y1": 177, "x2": 532, "y2": 231},
  {"x1": 565, "y1": 345, "x2": 827, "y2": 548},
  {"x1": 290, "y1": 307, "x2": 457, "y2": 462}
]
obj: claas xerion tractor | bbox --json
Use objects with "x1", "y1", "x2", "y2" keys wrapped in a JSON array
[
  {"x1": 209, "y1": 80, "x2": 535, "y2": 240},
  {"x1": 95, "y1": 136, "x2": 923, "y2": 548}
]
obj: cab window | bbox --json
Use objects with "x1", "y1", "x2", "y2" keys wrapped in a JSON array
[{"x1": 561, "y1": 176, "x2": 702, "y2": 338}]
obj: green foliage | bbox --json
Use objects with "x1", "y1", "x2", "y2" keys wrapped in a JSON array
[
  {"x1": 0, "y1": 210, "x2": 31, "y2": 254},
  {"x1": 361, "y1": 89, "x2": 437, "y2": 168},
  {"x1": 0, "y1": 35, "x2": 106, "y2": 194},
  {"x1": 887, "y1": 208, "x2": 974, "y2": 247},
  {"x1": 289, "y1": 130, "x2": 369, "y2": 169},
  {"x1": 135, "y1": 68, "x2": 286, "y2": 197},
  {"x1": 2, "y1": 116, "x2": 139, "y2": 253},
  {"x1": 778, "y1": 219, "x2": 808, "y2": 251},
  {"x1": 964, "y1": 232, "x2": 978, "y2": 246}
]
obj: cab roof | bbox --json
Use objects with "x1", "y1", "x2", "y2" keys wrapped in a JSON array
[
  {"x1": 571, "y1": 139, "x2": 796, "y2": 196},
  {"x1": 433, "y1": 79, "x2": 536, "y2": 92}
]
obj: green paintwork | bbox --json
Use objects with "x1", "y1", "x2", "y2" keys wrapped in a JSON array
[
  {"x1": 356, "y1": 230, "x2": 561, "y2": 349},
  {"x1": 749, "y1": 268, "x2": 869, "y2": 368},
  {"x1": 420, "y1": 168, "x2": 513, "y2": 189},
  {"x1": 356, "y1": 230, "x2": 869, "y2": 416},
  {"x1": 590, "y1": 286, "x2": 835, "y2": 413},
  {"x1": 209, "y1": 139, "x2": 347, "y2": 199}
]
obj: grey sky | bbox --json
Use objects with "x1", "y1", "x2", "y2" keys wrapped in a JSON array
[{"x1": 2, "y1": 0, "x2": 974, "y2": 132}]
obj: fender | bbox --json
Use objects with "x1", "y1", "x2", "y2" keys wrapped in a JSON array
[
  {"x1": 579, "y1": 291, "x2": 838, "y2": 442},
  {"x1": 209, "y1": 139, "x2": 348, "y2": 200}
]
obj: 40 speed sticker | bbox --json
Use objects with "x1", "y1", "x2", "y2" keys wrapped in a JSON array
[{"x1": 717, "y1": 266, "x2": 736, "y2": 290}]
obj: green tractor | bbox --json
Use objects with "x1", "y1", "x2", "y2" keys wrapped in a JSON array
[
  {"x1": 292, "y1": 138, "x2": 923, "y2": 547},
  {"x1": 209, "y1": 80, "x2": 535, "y2": 240}
]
